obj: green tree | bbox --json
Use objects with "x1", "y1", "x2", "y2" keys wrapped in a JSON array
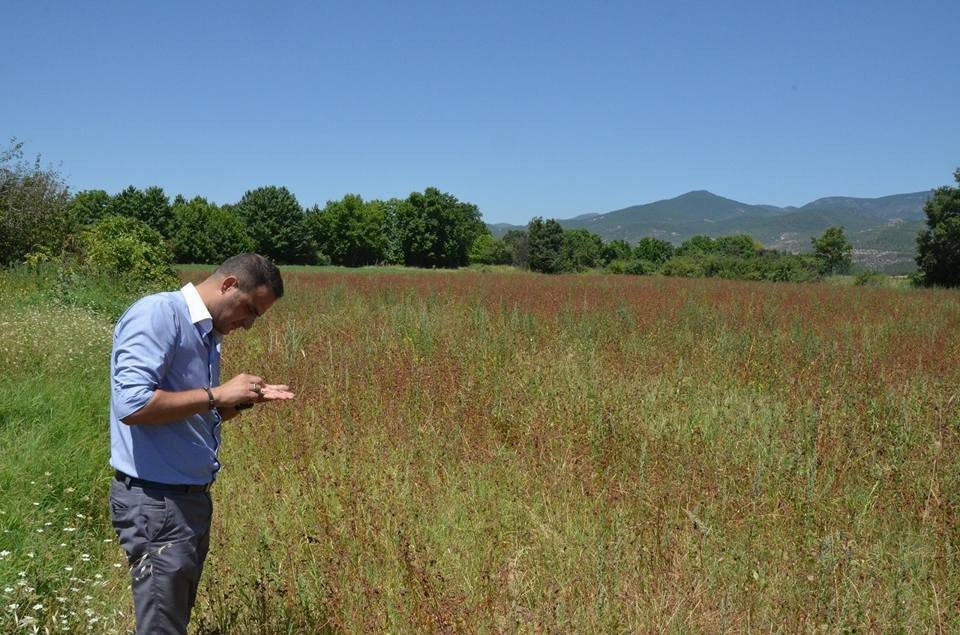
[
  {"x1": 915, "y1": 169, "x2": 960, "y2": 287},
  {"x1": 0, "y1": 139, "x2": 72, "y2": 265},
  {"x1": 601, "y1": 239, "x2": 632, "y2": 265},
  {"x1": 469, "y1": 234, "x2": 512, "y2": 265},
  {"x1": 633, "y1": 237, "x2": 675, "y2": 264},
  {"x1": 558, "y1": 229, "x2": 603, "y2": 272},
  {"x1": 380, "y1": 197, "x2": 410, "y2": 265},
  {"x1": 812, "y1": 226, "x2": 853, "y2": 275},
  {"x1": 107, "y1": 186, "x2": 175, "y2": 239},
  {"x1": 393, "y1": 188, "x2": 486, "y2": 268},
  {"x1": 502, "y1": 229, "x2": 529, "y2": 268},
  {"x1": 677, "y1": 235, "x2": 716, "y2": 256},
  {"x1": 235, "y1": 186, "x2": 315, "y2": 264},
  {"x1": 305, "y1": 194, "x2": 386, "y2": 266},
  {"x1": 171, "y1": 196, "x2": 254, "y2": 264},
  {"x1": 527, "y1": 217, "x2": 564, "y2": 273},
  {"x1": 714, "y1": 234, "x2": 760, "y2": 258},
  {"x1": 67, "y1": 189, "x2": 111, "y2": 228}
]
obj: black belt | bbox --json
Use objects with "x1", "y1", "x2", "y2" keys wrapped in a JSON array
[{"x1": 115, "y1": 470, "x2": 213, "y2": 493}]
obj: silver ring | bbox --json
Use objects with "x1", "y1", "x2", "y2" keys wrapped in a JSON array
[{"x1": 252, "y1": 382, "x2": 262, "y2": 394}]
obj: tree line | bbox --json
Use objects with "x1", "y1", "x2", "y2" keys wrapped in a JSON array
[
  {"x1": 474, "y1": 218, "x2": 856, "y2": 282},
  {"x1": 2, "y1": 139, "x2": 958, "y2": 287}
]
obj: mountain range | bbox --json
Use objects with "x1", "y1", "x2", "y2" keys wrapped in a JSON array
[{"x1": 488, "y1": 190, "x2": 932, "y2": 273}]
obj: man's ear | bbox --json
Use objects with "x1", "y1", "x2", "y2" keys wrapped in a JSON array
[{"x1": 219, "y1": 275, "x2": 239, "y2": 294}]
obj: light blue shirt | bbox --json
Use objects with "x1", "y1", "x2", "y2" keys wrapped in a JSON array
[{"x1": 109, "y1": 283, "x2": 223, "y2": 484}]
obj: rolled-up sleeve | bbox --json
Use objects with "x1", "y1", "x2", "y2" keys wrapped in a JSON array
[{"x1": 111, "y1": 296, "x2": 179, "y2": 421}]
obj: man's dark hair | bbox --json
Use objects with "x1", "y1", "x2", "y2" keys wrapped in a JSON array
[{"x1": 216, "y1": 253, "x2": 284, "y2": 299}]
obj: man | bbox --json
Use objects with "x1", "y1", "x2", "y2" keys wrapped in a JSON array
[{"x1": 108, "y1": 253, "x2": 294, "y2": 633}]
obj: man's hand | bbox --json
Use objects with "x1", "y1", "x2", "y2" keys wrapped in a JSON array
[
  {"x1": 257, "y1": 383, "x2": 295, "y2": 402},
  {"x1": 212, "y1": 373, "x2": 295, "y2": 409}
]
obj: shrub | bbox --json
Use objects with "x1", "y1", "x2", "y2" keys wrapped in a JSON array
[
  {"x1": 660, "y1": 256, "x2": 706, "y2": 278},
  {"x1": 75, "y1": 215, "x2": 178, "y2": 292},
  {"x1": 0, "y1": 139, "x2": 72, "y2": 266},
  {"x1": 853, "y1": 270, "x2": 886, "y2": 286}
]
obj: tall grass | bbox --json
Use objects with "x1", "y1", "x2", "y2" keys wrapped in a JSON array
[
  {"x1": 203, "y1": 272, "x2": 959, "y2": 632},
  {"x1": 2, "y1": 268, "x2": 958, "y2": 631}
]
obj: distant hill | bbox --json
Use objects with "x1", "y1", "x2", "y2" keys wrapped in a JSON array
[
  {"x1": 799, "y1": 192, "x2": 929, "y2": 220},
  {"x1": 488, "y1": 190, "x2": 931, "y2": 273}
]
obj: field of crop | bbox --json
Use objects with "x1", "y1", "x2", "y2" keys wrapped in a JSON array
[{"x1": 1, "y1": 268, "x2": 959, "y2": 632}]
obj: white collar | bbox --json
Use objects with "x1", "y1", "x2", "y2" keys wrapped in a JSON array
[{"x1": 180, "y1": 283, "x2": 216, "y2": 338}]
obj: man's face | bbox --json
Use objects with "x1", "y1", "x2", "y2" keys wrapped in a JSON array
[{"x1": 214, "y1": 279, "x2": 277, "y2": 335}]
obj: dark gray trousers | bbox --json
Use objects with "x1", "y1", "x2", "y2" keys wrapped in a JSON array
[{"x1": 109, "y1": 478, "x2": 213, "y2": 634}]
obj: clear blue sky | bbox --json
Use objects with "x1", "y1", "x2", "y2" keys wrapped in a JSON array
[{"x1": 3, "y1": 1, "x2": 958, "y2": 224}]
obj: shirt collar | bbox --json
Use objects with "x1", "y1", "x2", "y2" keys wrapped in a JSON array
[{"x1": 180, "y1": 283, "x2": 217, "y2": 339}]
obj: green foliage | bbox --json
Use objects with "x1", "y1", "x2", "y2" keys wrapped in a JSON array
[
  {"x1": 502, "y1": 229, "x2": 530, "y2": 268},
  {"x1": 66, "y1": 189, "x2": 111, "y2": 228},
  {"x1": 633, "y1": 237, "x2": 675, "y2": 264},
  {"x1": 528, "y1": 217, "x2": 564, "y2": 273},
  {"x1": 656, "y1": 250, "x2": 819, "y2": 282},
  {"x1": 171, "y1": 196, "x2": 254, "y2": 264},
  {"x1": 756, "y1": 253, "x2": 821, "y2": 282},
  {"x1": 601, "y1": 239, "x2": 632, "y2": 264},
  {"x1": 305, "y1": 194, "x2": 386, "y2": 266},
  {"x1": 392, "y1": 187, "x2": 486, "y2": 268},
  {"x1": 676, "y1": 234, "x2": 716, "y2": 256},
  {"x1": 660, "y1": 255, "x2": 707, "y2": 278},
  {"x1": 915, "y1": 169, "x2": 960, "y2": 287},
  {"x1": 75, "y1": 215, "x2": 178, "y2": 292},
  {"x1": 469, "y1": 233, "x2": 512, "y2": 265},
  {"x1": 106, "y1": 185, "x2": 176, "y2": 239},
  {"x1": 558, "y1": 228, "x2": 603, "y2": 272},
  {"x1": 0, "y1": 139, "x2": 72, "y2": 266},
  {"x1": 714, "y1": 234, "x2": 760, "y2": 258},
  {"x1": 853, "y1": 270, "x2": 887, "y2": 286},
  {"x1": 812, "y1": 226, "x2": 853, "y2": 275},
  {"x1": 235, "y1": 186, "x2": 315, "y2": 264},
  {"x1": 380, "y1": 197, "x2": 410, "y2": 265}
]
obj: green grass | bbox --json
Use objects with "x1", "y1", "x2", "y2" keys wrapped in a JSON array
[
  {"x1": 0, "y1": 272, "x2": 131, "y2": 632},
  {"x1": 1, "y1": 267, "x2": 958, "y2": 632}
]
